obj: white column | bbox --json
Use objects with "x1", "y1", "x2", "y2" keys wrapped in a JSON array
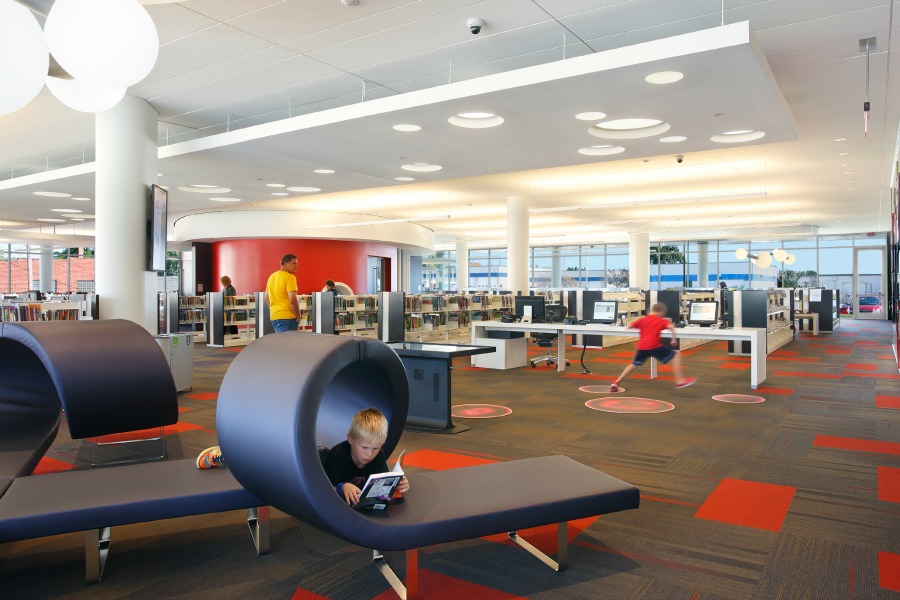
[
  {"x1": 95, "y1": 95, "x2": 159, "y2": 332},
  {"x1": 697, "y1": 241, "x2": 709, "y2": 288},
  {"x1": 507, "y1": 196, "x2": 529, "y2": 294},
  {"x1": 455, "y1": 240, "x2": 469, "y2": 292},
  {"x1": 629, "y1": 231, "x2": 650, "y2": 289},
  {"x1": 39, "y1": 246, "x2": 53, "y2": 293}
]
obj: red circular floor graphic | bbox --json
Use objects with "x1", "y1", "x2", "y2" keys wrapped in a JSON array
[
  {"x1": 451, "y1": 404, "x2": 512, "y2": 419},
  {"x1": 578, "y1": 385, "x2": 625, "y2": 394},
  {"x1": 585, "y1": 397, "x2": 674, "y2": 414},
  {"x1": 711, "y1": 394, "x2": 766, "y2": 404}
]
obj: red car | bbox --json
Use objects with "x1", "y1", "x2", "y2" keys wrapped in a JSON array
[{"x1": 841, "y1": 296, "x2": 882, "y2": 314}]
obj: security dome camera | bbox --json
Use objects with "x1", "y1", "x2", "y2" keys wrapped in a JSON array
[
  {"x1": 467, "y1": 17, "x2": 485, "y2": 34},
  {"x1": 676, "y1": 155, "x2": 684, "y2": 164}
]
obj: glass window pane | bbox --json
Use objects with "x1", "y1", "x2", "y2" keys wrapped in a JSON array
[{"x1": 854, "y1": 235, "x2": 887, "y2": 246}]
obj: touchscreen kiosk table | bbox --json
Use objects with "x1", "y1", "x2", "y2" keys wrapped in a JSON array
[{"x1": 688, "y1": 301, "x2": 719, "y2": 327}]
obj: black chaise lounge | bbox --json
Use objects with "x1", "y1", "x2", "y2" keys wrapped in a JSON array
[
  {"x1": 217, "y1": 333, "x2": 640, "y2": 599},
  {"x1": 0, "y1": 320, "x2": 268, "y2": 583}
]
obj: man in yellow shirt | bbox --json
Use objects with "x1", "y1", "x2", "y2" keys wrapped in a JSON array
[{"x1": 265, "y1": 254, "x2": 301, "y2": 332}]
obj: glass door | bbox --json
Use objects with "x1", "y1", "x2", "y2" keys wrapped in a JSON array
[
  {"x1": 367, "y1": 256, "x2": 384, "y2": 294},
  {"x1": 852, "y1": 247, "x2": 886, "y2": 320}
]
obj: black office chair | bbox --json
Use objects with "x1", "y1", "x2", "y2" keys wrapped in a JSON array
[{"x1": 530, "y1": 304, "x2": 571, "y2": 368}]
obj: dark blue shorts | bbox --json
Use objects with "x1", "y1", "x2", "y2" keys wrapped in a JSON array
[{"x1": 632, "y1": 345, "x2": 676, "y2": 366}]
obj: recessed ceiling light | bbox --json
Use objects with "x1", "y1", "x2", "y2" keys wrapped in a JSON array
[
  {"x1": 190, "y1": 184, "x2": 218, "y2": 188},
  {"x1": 393, "y1": 124, "x2": 421, "y2": 132},
  {"x1": 37, "y1": 218, "x2": 66, "y2": 222},
  {"x1": 51, "y1": 208, "x2": 82, "y2": 213},
  {"x1": 845, "y1": 180, "x2": 855, "y2": 183},
  {"x1": 659, "y1": 135, "x2": 687, "y2": 143},
  {"x1": 286, "y1": 186, "x2": 322, "y2": 193},
  {"x1": 210, "y1": 197, "x2": 241, "y2": 202},
  {"x1": 833, "y1": 137, "x2": 846, "y2": 142},
  {"x1": 70, "y1": 218, "x2": 85, "y2": 221},
  {"x1": 645, "y1": 71, "x2": 683, "y2": 84},
  {"x1": 157, "y1": 172, "x2": 163, "y2": 177},
  {"x1": 578, "y1": 145, "x2": 625, "y2": 156},
  {"x1": 401, "y1": 163, "x2": 442, "y2": 172},
  {"x1": 575, "y1": 112, "x2": 606, "y2": 121},
  {"x1": 847, "y1": 188, "x2": 856, "y2": 191},
  {"x1": 448, "y1": 113, "x2": 504, "y2": 128},
  {"x1": 177, "y1": 185, "x2": 231, "y2": 193},
  {"x1": 837, "y1": 152, "x2": 850, "y2": 156},
  {"x1": 266, "y1": 183, "x2": 286, "y2": 188},
  {"x1": 395, "y1": 177, "x2": 415, "y2": 181},
  {"x1": 271, "y1": 192, "x2": 289, "y2": 196},
  {"x1": 842, "y1": 163, "x2": 853, "y2": 167},
  {"x1": 34, "y1": 191, "x2": 71, "y2": 197},
  {"x1": 71, "y1": 197, "x2": 90, "y2": 201},
  {"x1": 711, "y1": 130, "x2": 765, "y2": 143},
  {"x1": 589, "y1": 118, "x2": 670, "y2": 139},
  {"x1": 314, "y1": 169, "x2": 335, "y2": 174}
]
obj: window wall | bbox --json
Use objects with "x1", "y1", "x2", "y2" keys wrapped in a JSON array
[{"x1": 0, "y1": 244, "x2": 95, "y2": 295}]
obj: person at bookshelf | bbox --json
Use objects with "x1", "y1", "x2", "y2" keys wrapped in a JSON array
[
  {"x1": 609, "y1": 302, "x2": 696, "y2": 392},
  {"x1": 322, "y1": 408, "x2": 409, "y2": 506},
  {"x1": 324, "y1": 280, "x2": 339, "y2": 334},
  {"x1": 265, "y1": 254, "x2": 301, "y2": 332},
  {"x1": 220, "y1": 275, "x2": 238, "y2": 335}
]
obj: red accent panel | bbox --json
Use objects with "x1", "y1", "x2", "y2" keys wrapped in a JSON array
[
  {"x1": 403, "y1": 449, "x2": 498, "y2": 471},
  {"x1": 211, "y1": 239, "x2": 398, "y2": 295},
  {"x1": 372, "y1": 568, "x2": 527, "y2": 600},
  {"x1": 878, "y1": 466, "x2": 900, "y2": 502},
  {"x1": 814, "y1": 435, "x2": 900, "y2": 456},
  {"x1": 694, "y1": 478, "x2": 796, "y2": 531},
  {"x1": 880, "y1": 551, "x2": 900, "y2": 591},
  {"x1": 33, "y1": 456, "x2": 76, "y2": 475},
  {"x1": 876, "y1": 395, "x2": 900, "y2": 409}
]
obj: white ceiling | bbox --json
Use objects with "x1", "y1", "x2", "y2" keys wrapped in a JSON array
[{"x1": 0, "y1": 0, "x2": 897, "y2": 250}]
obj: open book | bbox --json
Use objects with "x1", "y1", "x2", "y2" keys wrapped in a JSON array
[{"x1": 355, "y1": 450, "x2": 405, "y2": 510}]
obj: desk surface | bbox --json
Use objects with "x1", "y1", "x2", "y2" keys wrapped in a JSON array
[
  {"x1": 388, "y1": 342, "x2": 495, "y2": 359},
  {"x1": 473, "y1": 321, "x2": 764, "y2": 340}
]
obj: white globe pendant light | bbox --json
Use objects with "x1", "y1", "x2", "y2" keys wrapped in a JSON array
[
  {"x1": 46, "y1": 76, "x2": 125, "y2": 113},
  {"x1": 0, "y1": 1, "x2": 49, "y2": 116},
  {"x1": 44, "y1": 0, "x2": 159, "y2": 90}
]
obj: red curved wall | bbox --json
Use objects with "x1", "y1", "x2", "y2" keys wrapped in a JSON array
[{"x1": 210, "y1": 239, "x2": 397, "y2": 295}]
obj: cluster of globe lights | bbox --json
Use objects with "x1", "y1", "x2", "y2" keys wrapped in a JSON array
[
  {"x1": 0, "y1": 0, "x2": 158, "y2": 116},
  {"x1": 735, "y1": 247, "x2": 796, "y2": 268}
]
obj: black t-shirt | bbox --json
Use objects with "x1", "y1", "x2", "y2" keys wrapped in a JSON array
[{"x1": 322, "y1": 440, "x2": 388, "y2": 489}]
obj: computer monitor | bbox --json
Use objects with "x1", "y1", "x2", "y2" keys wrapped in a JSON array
[
  {"x1": 514, "y1": 295, "x2": 546, "y2": 322},
  {"x1": 687, "y1": 301, "x2": 719, "y2": 326},
  {"x1": 591, "y1": 300, "x2": 618, "y2": 324}
]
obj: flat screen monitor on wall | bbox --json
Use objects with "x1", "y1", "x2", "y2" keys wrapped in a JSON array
[
  {"x1": 687, "y1": 301, "x2": 718, "y2": 326},
  {"x1": 591, "y1": 300, "x2": 618, "y2": 324},
  {"x1": 514, "y1": 295, "x2": 546, "y2": 322},
  {"x1": 148, "y1": 184, "x2": 167, "y2": 272}
]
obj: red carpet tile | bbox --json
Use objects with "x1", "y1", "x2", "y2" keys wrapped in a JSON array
[
  {"x1": 456, "y1": 366, "x2": 488, "y2": 371},
  {"x1": 880, "y1": 551, "x2": 900, "y2": 591},
  {"x1": 33, "y1": 456, "x2": 76, "y2": 475},
  {"x1": 878, "y1": 467, "x2": 900, "y2": 503},
  {"x1": 755, "y1": 387, "x2": 794, "y2": 395},
  {"x1": 291, "y1": 590, "x2": 329, "y2": 600},
  {"x1": 562, "y1": 373, "x2": 614, "y2": 381},
  {"x1": 611, "y1": 351, "x2": 636, "y2": 357},
  {"x1": 178, "y1": 406, "x2": 190, "y2": 412},
  {"x1": 694, "y1": 478, "x2": 796, "y2": 532},
  {"x1": 91, "y1": 422, "x2": 204, "y2": 443},
  {"x1": 876, "y1": 395, "x2": 900, "y2": 409},
  {"x1": 184, "y1": 391, "x2": 218, "y2": 401},
  {"x1": 770, "y1": 350, "x2": 799, "y2": 356},
  {"x1": 854, "y1": 373, "x2": 900, "y2": 380},
  {"x1": 814, "y1": 435, "x2": 900, "y2": 456},
  {"x1": 837, "y1": 332, "x2": 859, "y2": 336},
  {"x1": 403, "y1": 448, "x2": 498, "y2": 471},
  {"x1": 773, "y1": 371, "x2": 841, "y2": 379},
  {"x1": 718, "y1": 362, "x2": 751, "y2": 370},
  {"x1": 372, "y1": 569, "x2": 527, "y2": 600},
  {"x1": 826, "y1": 349, "x2": 852, "y2": 355},
  {"x1": 877, "y1": 354, "x2": 896, "y2": 360},
  {"x1": 632, "y1": 373, "x2": 676, "y2": 382},
  {"x1": 768, "y1": 356, "x2": 820, "y2": 363},
  {"x1": 483, "y1": 516, "x2": 599, "y2": 552},
  {"x1": 589, "y1": 357, "x2": 632, "y2": 364},
  {"x1": 846, "y1": 363, "x2": 877, "y2": 371}
]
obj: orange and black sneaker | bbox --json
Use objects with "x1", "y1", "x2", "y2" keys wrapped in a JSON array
[{"x1": 196, "y1": 446, "x2": 224, "y2": 469}]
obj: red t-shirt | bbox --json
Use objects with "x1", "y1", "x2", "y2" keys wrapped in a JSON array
[{"x1": 630, "y1": 313, "x2": 671, "y2": 350}]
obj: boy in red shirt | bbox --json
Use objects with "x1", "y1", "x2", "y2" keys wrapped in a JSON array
[{"x1": 610, "y1": 302, "x2": 696, "y2": 392}]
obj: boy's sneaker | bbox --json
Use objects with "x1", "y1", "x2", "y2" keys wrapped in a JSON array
[
  {"x1": 609, "y1": 382, "x2": 620, "y2": 393},
  {"x1": 676, "y1": 377, "x2": 697, "y2": 389},
  {"x1": 196, "y1": 446, "x2": 224, "y2": 469}
]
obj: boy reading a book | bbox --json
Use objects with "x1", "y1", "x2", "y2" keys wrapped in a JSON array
[{"x1": 323, "y1": 408, "x2": 409, "y2": 506}]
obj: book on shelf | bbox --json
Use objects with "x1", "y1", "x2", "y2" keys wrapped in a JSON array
[{"x1": 354, "y1": 450, "x2": 406, "y2": 510}]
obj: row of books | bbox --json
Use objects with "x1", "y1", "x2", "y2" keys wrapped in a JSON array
[{"x1": 1, "y1": 304, "x2": 80, "y2": 322}]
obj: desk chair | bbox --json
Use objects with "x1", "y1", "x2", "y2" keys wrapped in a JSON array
[{"x1": 530, "y1": 304, "x2": 571, "y2": 368}]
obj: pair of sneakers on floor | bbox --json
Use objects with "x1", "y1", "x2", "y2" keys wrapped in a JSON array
[
  {"x1": 196, "y1": 446, "x2": 224, "y2": 469},
  {"x1": 609, "y1": 377, "x2": 696, "y2": 393}
]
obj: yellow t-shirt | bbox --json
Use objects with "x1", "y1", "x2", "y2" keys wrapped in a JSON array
[{"x1": 265, "y1": 269, "x2": 299, "y2": 321}]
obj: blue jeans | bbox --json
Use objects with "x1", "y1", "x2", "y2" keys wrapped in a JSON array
[{"x1": 272, "y1": 319, "x2": 299, "y2": 333}]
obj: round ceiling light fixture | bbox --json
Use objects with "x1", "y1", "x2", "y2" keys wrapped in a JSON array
[
  {"x1": 44, "y1": 0, "x2": 159, "y2": 89},
  {"x1": 34, "y1": 191, "x2": 72, "y2": 198},
  {"x1": 575, "y1": 111, "x2": 607, "y2": 121},
  {"x1": 393, "y1": 124, "x2": 421, "y2": 132},
  {"x1": 660, "y1": 135, "x2": 687, "y2": 143},
  {"x1": 401, "y1": 163, "x2": 442, "y2": 172},
  {"x1": 71, "y1": 197, "x2": 91, "y2": 201},
  {"x1": 46, "y1": 76, "x2": 126, "y2": 113},
  {"x1": 645, "y1": 71, "x2": 683, "y2": 84},
  {"x1": 177, "y1": 185, "x2": 231, "y2": 194},
  {"x1": 266, "y1": 183, "x2": 286, "y2": 188},
  {"x1": 395, "y1": 177, "x2": 415, "y2": 182},
  {"x1": 286, "y1": 186, "x2": 322, "y2": 193},
  {"x1": 711, "y1": 130, "x2": 765, "y2": 143},
  {"x1": 37, "y1": 218, "x2": 67, "y2": 223},
  {"x1": 578, "y1": 145, "x2": 625, "y2": 156},
  {"x1": 271, "y1": 192, "x2": 289, "y2": 196},
  {"x1": 314, "y1": 169, "x2": 335, "y2": 174},
  {"x1": 589, "y1": 118, "x2": 671, "y2": 139},
  {"x1": 210, "y1": 197, "x2": 242, "y2": 202},
  {"x1": 0, "y1": 2, "x2": 48, "y2": 116},
  {"x1": 51, "y1": 208, "x2": 83, "y2": 213},
  {"x1": 448, "y1": 112, "x2": 504, "y2": 128}
]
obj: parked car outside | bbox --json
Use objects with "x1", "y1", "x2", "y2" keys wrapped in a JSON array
[{"x1": 841, "y1": 296, "x2": 882, "y2": 314}]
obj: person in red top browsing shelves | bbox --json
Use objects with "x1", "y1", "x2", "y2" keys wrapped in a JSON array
[{"x1": 609, "y1": 302, "x2": 696, "y2": 392}]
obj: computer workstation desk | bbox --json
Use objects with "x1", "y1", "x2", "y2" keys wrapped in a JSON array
[{"x1": 470, "y1": 322, "x2": 767, "y2": 389}]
